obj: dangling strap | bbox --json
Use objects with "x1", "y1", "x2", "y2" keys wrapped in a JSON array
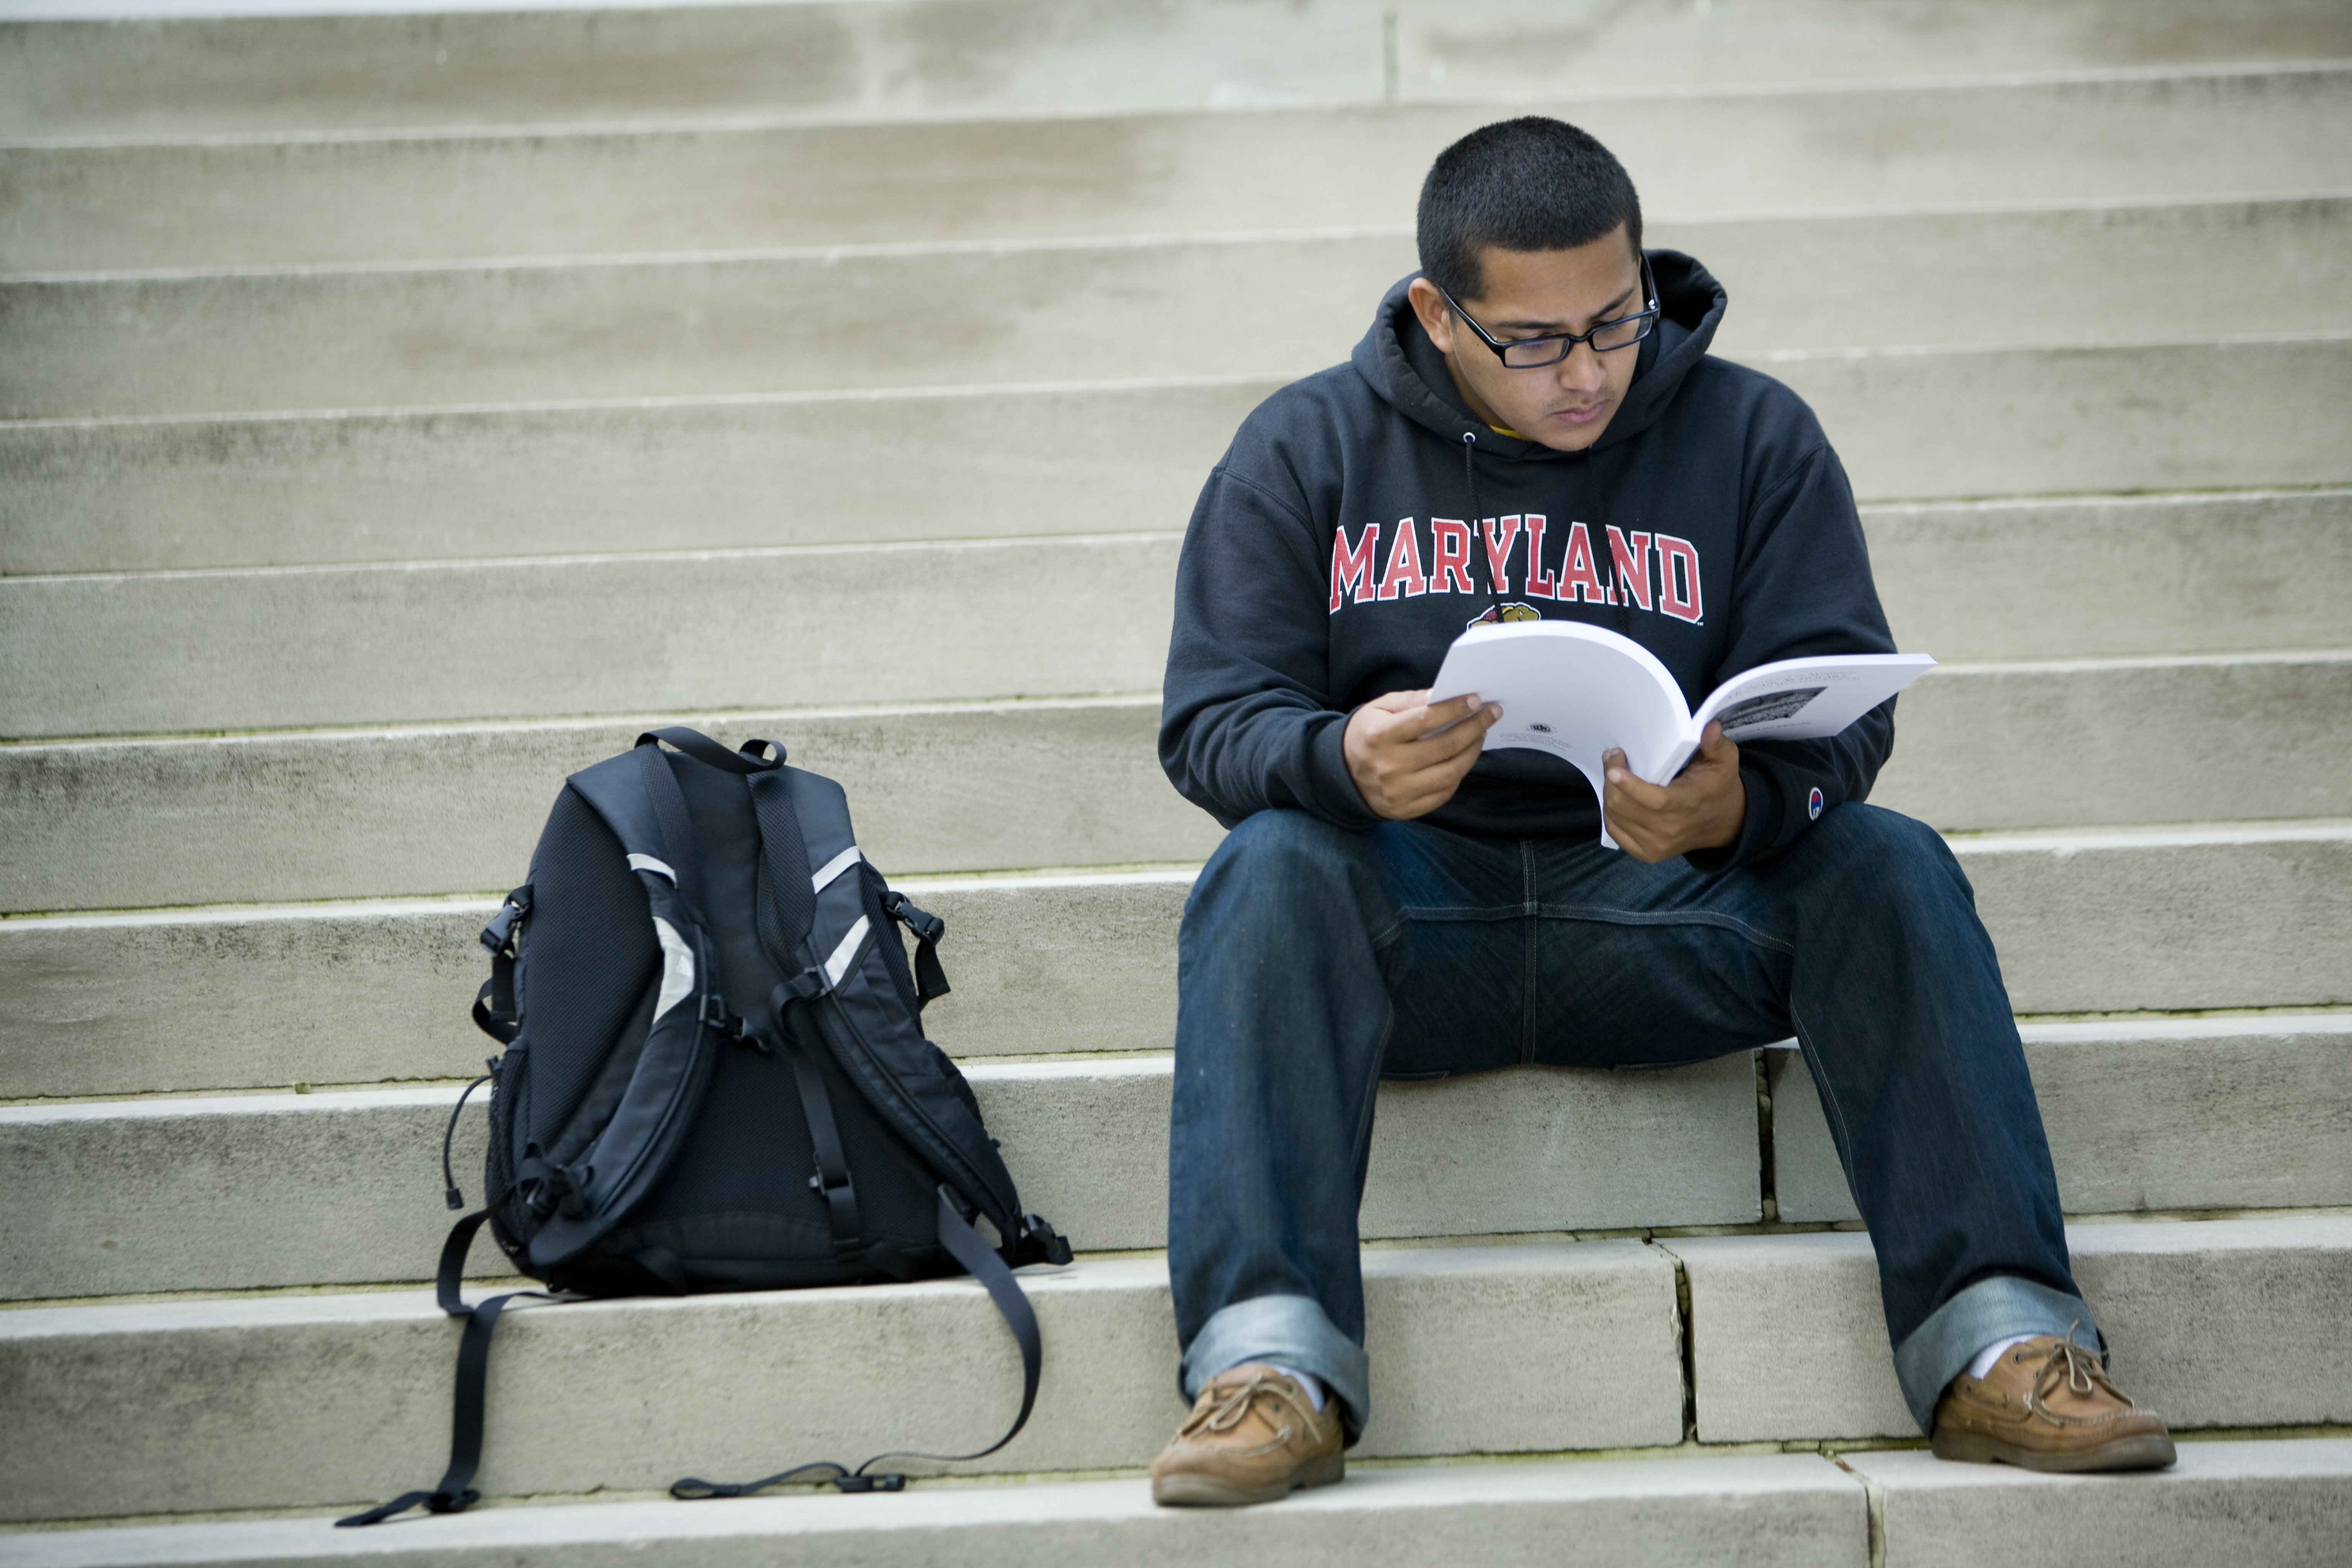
[
  {"x1": 775, "y1": 1004, "x2": 863, "y2": 1263},
  {"x1": 470, "y1": 887, "x2": 531, "y2": 1044},
  {"x1": 670, "y1": 1189, "x2": 1045, "y2": 1500},
  {"x1": 880, "y1": 890, "x2": 951, "y2": 1008},
  {"x1": 336, "y1": 1210, "x2": 550, "y2": 1527}
]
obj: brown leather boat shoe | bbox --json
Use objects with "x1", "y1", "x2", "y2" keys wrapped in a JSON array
[
  {"x1": 1150, "y1": 1364, "x2": 1345, "y2": 1507},
  {"x1": 1931, "y1": 1333, "x2": 2177, "y2": 1472}
]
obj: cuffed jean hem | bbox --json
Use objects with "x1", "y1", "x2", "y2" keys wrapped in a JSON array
[
  {"x1": 1894, "y1": 1274, "x2": 2100, "y2": 1432},
  {"x1": 1179, "y1": 1294, "x2": 1373, "y2": 1446}
]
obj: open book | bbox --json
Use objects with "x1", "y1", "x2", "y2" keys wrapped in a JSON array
[{"x1": 1429, "y1": 621, "x2": 1935, "y2": 848}]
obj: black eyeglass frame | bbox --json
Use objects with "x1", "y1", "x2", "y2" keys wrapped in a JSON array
[{"x1": 1436, "y1": 257, "x2": 1661, "y2": 369}]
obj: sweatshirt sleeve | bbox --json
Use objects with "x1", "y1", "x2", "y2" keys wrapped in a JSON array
[
  {"x1": 1684, "y1": 439, "x2": 1900, "y2": 872},
  {"x1": 1158, "y1": 464, "x2": 1382, "y2": 831}
]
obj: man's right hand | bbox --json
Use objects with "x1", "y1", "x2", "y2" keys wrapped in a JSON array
[{"x1": 1343, "y1": 690, "x2": 1502, "y2": 820}]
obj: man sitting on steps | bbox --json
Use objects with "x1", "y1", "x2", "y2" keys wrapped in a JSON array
[{"x1": 1147, "y1": 115, "x2": 2176, "y2": 1508}]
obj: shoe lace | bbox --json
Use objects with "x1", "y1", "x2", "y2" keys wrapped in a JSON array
[
  {"x1": 1182, "y1": 1372, "x2": 1317, "y2": 1439},
  {"x1": 2027, "y1": 1323, "x2": 2132, "y2": 1413}
]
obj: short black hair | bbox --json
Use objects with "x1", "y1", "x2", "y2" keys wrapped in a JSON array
[{"x1": 1416, "y1": 116, "x2": 1643, "y2": 302}]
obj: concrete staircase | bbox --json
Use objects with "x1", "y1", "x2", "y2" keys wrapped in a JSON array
[{"x1": 3, "y1": 2, "x2": 2349, "y2": 1562}]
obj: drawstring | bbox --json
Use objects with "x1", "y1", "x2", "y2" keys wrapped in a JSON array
[
  {"x1": 1460, "y1": 431, "x2": 1498, "y2": 614},
  {"x1": 1591, "y1": 451, "x2": 1632, "y2": 637},
  {"x1": 442, "y1": 1070, "x2": 494, "y2": 1210}
]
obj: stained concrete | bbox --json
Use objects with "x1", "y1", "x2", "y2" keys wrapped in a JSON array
[
  {"x1": 1854, "y1": 1439, "x2": 2352, "y2": 1568},
  {"x1": 0, "y1": 1453, "x2": 1864, "y2": 1567},
  {"x1": 0, "y1": 1054, "x2": 1757, "y2": 1299},
  {"x1": 1669, "y1": 1217, "x2": 2352, "y2": 1443},
  {"x1": 12, "y1": 198, "x2": 2345, "y2": 396},
  {"x1": 5, "y1": 828, "x2": 2348, "y2": 1093},
  {"x1": 9, "y1": 0, "x2": 2344, "y2": 139},
  {"x1": 8, "y1": 339, "x2": 2346, "y2": 578},
  {"x1": 1769, "y1": 1016, "x2": 2352, "y2": 1222},
  {"x1": 4, "y1": 68, "x2": 2344, "y2": 266},
  {"x1": 0, "y1": 1241, "x2": 1684, "y2": 1521},
  {"x1": 0, "y1": 699, "x2": 1225, "y2": 913},
  {"x1": 0, "y1": 535, "x2": 1189, "y2": 734},
  {"x1": 1864, "y1": 489, "x2": 2352, "y2": 662}
]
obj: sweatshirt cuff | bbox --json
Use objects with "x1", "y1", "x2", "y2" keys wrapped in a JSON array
[
  {"x1": 1308, "y1": 713, "x2": 1384, "y2": 831},
  {"x1": 1682, "y1": 763, "x2": 1782, "y2": 874}
]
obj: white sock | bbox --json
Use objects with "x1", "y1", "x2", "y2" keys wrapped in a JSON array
[
  {"x1": 1967, "y1": 1334, "x2": 2040, "y2": 1380},
  {"x1": 1262, "y1": 1364, "x2": 1326, "y2": 1411}
]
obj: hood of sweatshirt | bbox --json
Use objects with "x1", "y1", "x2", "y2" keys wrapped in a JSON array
[
  {"x1": 1159, "y1": 248, "x2": 1896, "y2": 862},
  {"x1": 1351, "y1": 248, "x2": 1728, "y2": 463}
]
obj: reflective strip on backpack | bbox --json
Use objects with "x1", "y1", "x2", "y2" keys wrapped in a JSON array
[
  {"x1": 650, "y1": 916, "x2": 697, "y2": 1018},
  {"x1": 822, "y1": 915, "x2": 871, "y2": 988},
  {"x1": 810, "y1": 844, "x2": 862, "y2": 893}
]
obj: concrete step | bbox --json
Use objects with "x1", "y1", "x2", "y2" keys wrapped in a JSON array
[
  {"x1": 8, "y1": 671, "x2": 2352, "y2": 906},
  {"x1": 1849, "y1": 1440, "x2": 2352, "y2": 1568},
  {"x1": 8, "y1": 0, "x2": 2343, "y2": 140},
  {"x1": 0, "y1": 1240, "x2": 1691, "y2": 1522},
  {"x1": 0, "y1": 1052, "x2": 1759, "y2": 1300},
  {"x1": 1867, "y1": 489, "x2": 2352, "y2": 663},
  {"x1": 8, "y1": 508, "x2": 2347, "y2": 748},
  {"x1": 7, "y1": 1442, "x2": 2350, "y2": 1568},
  {"x1": 7, "y1": 337, "x2": 2344, "y2": 570},
  {"x1": 12, "y1": 196, "x2": 2347, "y2": 400},
  {"x1": 0, "y1": 699, "x2": 1209, "y2": 911},
  {"x1": 6, "y1": 814, "x2": 2350, "y2": 1090},
  {"x1": 14, "y1": 1006, "x2": 2346, "y2": 1298},
  {"x1": 1669, "y1": 1215, "x2": 2352, "y2": 1444},
  {"x1": 1767, "y1": 1014, "x2": 2352, "y2": 1222},
  {"x1": 5, "y1": 1217, "x2": 2343, "y2": 1525},
  {"x1": 0, "y1": 870, "x2": 1200, "y2": 1097},
  {"x1": 4, "y1": 68, "x2": 2342, "y2": 270}
]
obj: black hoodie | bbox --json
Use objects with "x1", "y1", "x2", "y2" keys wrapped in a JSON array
[{"x1": 1158, "y1": 250, "x2": 1898, "y2": 869}]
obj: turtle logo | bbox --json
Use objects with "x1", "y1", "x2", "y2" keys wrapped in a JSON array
[
  {"x1": 1808, "y1": 786, "x2": 1825, "y2": 820},
  {"x1": 1468, "y1": 601, "x2": 1543, "y2": 628}
]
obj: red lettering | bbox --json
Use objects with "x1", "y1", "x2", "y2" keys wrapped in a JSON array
[
  {"x1": 1558, "y1": 521, "x2": 1609, "y2": 605},
  {"x1": 1480, "y1": 515, "x2": 1521, "y2": 594},
  {"x1": 1429, "y1": 518, "x2": 1476, "y2": 594},
  {"x1": 1522, "y1": 514, "x2": 1558, "y2": 599},
  {"x1": 1329, "y1": 522, "x2": 1380, "y2": 613},
  {"x1": 1656, "y1": 533, "x2": 1704, "y2": 623},
  {"x1": 1376, "y1": 517, "x2": 1428, "y2": 600},
  {"x1": 1606, "y1": 527, "x2": 1653, "y2": 612}
]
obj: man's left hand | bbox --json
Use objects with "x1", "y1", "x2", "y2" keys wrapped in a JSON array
[{"x1": 1603, "y1": 722, "x2": 1746, "y2": 863}]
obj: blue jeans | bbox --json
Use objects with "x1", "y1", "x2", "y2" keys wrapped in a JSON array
[{"x1": 1168, "y1": 804, "x2": 2091, "y2": 1440}]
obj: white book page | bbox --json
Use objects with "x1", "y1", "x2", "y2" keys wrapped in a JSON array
[
  {"x1": 1429, "y1": 622, "x2": 1697, "y2": 848},
  {"x1": 1690, "y1": 652, "x2": 1938, "y2": 743}
]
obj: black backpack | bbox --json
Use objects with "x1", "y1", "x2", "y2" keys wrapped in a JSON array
[{"x1": 343, "y1": 727, "x2": 1071, "y2": 1527}]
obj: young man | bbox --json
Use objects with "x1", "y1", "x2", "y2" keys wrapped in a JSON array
[{"x1": 1148, "y1": 117, "x2": 2174, "y2": 1508}]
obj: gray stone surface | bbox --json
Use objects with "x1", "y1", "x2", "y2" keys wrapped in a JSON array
[
  {"x1": 10, "y1": 341, "x2": 2345, "y2": 575},
  {"x1": 0, "y1": 1241, "x2": 1684, "y2": 1521},
  {"x1": 7, "y1": 829, "x2": 2348, "y2": 1092},
  {"x1": 1865, "y1": 489, "x2": 2352, "y2": 661},
  {"x1": 1769, "y1": 1015, "x2": 2352, "y2": 1222},
  {"x1": 10, "y1": 0, "x2": 2341, "y2": 139},
  {"x1": 1669, "y1": 1217, "x2": 2352, "y2": 1443},
  {"x1": 4, "y1": 68, "x2": 2342, "y2": 270},
  {"x1": 1854, "y1": 1440, "x2": 2352, "y2": 1568},
  {"x1": 0, "y1": 0, "x2": 1394, "y2": 140},
  {"x1": 1960, "y1": 824, "x2": 2352, "y2": 1014},
  {"x1": 0, "y1": 700, "x2": 1224, "y2": 913},
  {"x1": 13, "y1": 197, "x2": 2344, "y2": 400},
  {"x1": 0, "y1": 1053, "x2": 1756, "y2": 1299},
  {"x1": 0, "y1": 535, "x2": 1185, "y2": 735},
  {"x1": 0, "y1": 874, "x2": 1193, "y2": 1098},
  {"x1": 0, "y1": 1453, "x2": 1862, "y2": 1567},
  {"x1": 1883, "y1": 654, "x2": 2352, "y2": 833}
]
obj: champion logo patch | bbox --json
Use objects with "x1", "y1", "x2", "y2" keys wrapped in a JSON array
[{"x1": 1807, "y1": 787, "x2": 1825, "y2": 821}]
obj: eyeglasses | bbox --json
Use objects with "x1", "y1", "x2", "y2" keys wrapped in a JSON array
[{"x1": 1436, "y1": 259, "x2": 1660, "y2": 369}]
